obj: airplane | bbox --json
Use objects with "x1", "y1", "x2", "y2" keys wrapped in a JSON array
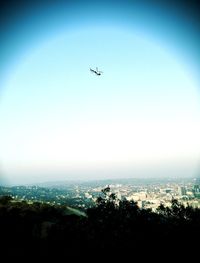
[{"x1": 90, "y1": 67, "x2": 103, "y2": 76}]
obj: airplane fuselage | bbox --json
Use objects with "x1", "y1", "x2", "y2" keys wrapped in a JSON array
[{"x1": 90, "y1": 68, "x2": 102, "y2": 75}]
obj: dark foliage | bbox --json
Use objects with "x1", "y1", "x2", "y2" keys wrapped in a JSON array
[{"x1": 0, "y1": 189, "x2": 199, "y2": 260}]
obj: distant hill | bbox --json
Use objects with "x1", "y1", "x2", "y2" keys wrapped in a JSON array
[{"x1": 34, "y1": 176, "x2": 194, "y2": 188}]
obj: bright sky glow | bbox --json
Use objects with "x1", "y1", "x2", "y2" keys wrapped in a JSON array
[{"x1": 1, "y1": 26, "x2": 200, "y2": 183}]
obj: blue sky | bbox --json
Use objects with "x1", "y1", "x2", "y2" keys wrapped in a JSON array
[{"x1": 0, "y1": 1, "x2": 200, "y2": 184}]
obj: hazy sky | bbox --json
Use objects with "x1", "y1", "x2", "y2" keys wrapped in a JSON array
[{"x1": 0, "y1": 0, "x2": 200, "y2": 184}]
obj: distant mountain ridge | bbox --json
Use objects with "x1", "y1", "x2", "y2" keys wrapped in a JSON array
[{"x1": 34, "y1": 176, "x2": 194, "y2": 188}]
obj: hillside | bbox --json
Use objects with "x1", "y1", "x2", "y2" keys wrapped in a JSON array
[{"x1": 0, "y1": 189, "x2": 199, "y2": 260}]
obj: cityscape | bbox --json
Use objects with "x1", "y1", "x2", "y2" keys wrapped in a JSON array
[{"x1": 1, "y1": 177, "x2": 200, "y2": 211}]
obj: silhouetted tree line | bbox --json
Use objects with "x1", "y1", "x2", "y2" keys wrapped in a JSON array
[{"x1": 0, "y1": 187, "x2": 199, "y2": 260}]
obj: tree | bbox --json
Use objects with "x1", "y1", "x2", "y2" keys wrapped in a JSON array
[{"x1": 0, "y1": 195, "x2": 13, "y2": 205}]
